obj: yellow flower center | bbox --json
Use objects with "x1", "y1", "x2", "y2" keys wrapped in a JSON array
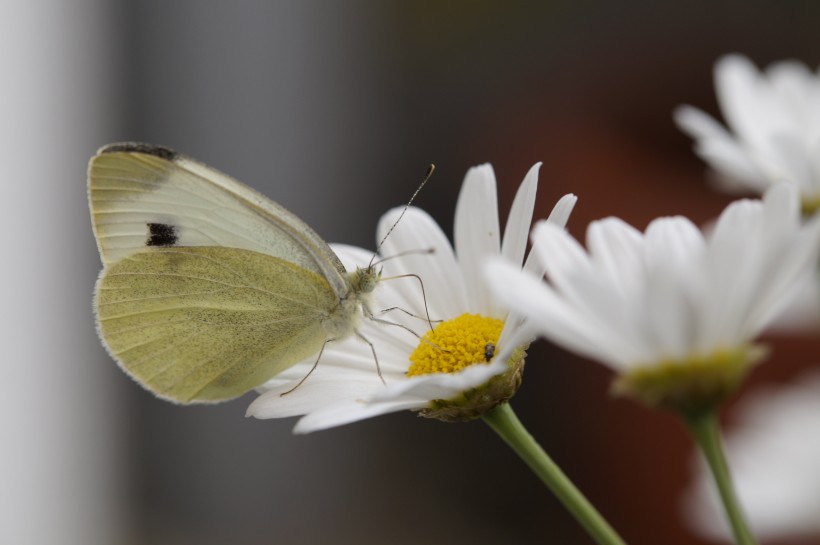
[
  {"x1": 612, "y1": 345, "x2": 769, "y2": 416},
  {"x1": 802, "y1": 194, "x2": 820, "y2": 216},
  {"x1": 407, "y1": 313, "x2": 504, "y2": 377}
]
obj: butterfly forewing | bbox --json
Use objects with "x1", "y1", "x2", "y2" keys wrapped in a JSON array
[
  {"x1": 88, "y1": 143, "x2": 348, "y2": 296},
  {"x1": 96, "y1": 246, "x2": 341, "y2": 403}
]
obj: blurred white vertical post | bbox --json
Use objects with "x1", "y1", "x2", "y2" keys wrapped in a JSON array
[{"x1": 0, "y1": 2, "x2": 126, "y2": 545}]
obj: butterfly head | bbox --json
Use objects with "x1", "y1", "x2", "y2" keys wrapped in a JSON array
[{"x1": 355, "y1": 265, "x2": 381, "y2": 294}]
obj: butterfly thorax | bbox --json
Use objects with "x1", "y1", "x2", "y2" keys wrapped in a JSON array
[{"x1": 322, "y1": 267, "x2": 378, "y2": 339}]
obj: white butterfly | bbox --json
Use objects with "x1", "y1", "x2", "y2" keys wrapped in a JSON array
[{"x1": 89, "y1": 143, "x2": 379, "y2": 403}]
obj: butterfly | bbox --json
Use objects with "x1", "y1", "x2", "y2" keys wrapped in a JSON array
[{"x1": 89, "y1": 143, "x2": 380, "y2": 403}]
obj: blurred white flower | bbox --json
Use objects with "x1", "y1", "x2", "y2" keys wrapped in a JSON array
[
  {"x1": 684, "y1": 371, "x2": 820, "y2": 540},
  {"x1": 676, "y1": 54, "x2": 820, "y2": 213},
  {"x1": 485, "y1": 184, "x2": 820, "y2": 411},
  {"x1": 247, "y1": 163, "x2": 577, "y2": 433}
]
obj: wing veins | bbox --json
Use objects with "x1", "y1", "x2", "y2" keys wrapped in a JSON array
[
  {"x1": 96, "y1": 288, "x2": 230, "y2": 303},
  {"x1": 133, "y1": 329, "x2": 214, "y2": 374},
  {"x1": 101, "y1": 300, "x2": 326, "y2": 321},
  {"x1": 143, "y1": 248, "x2": 337, "y2": 307},
  {"x1": 104, "y1": 318, "x2": 194, "y2": 343}
]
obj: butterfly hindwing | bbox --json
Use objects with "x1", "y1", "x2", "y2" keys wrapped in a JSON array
[{"x1": 95, "y1": 246, "x2": 342, "y2": 403}]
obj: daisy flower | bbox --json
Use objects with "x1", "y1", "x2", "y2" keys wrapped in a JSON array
[
  {"x1": 675, "y1": 54, "x2": 820, "y2": 214},
  {"x1": 247, "y1": 163, "x2": 577, "y2": 433},
  {"x1": 485, "y1": 183, "x2": 820, "y2": 414},
  {"x1": 684, "y1": 370, "x2": 820, "y2": 541},
  {"x1": 486, "y1": 183, "x2": 820, "y2": 545}
]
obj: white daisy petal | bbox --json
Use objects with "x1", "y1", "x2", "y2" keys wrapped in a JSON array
[
  {"x1": 766, "y1": 274, "x2": 820, "y2": 333},
  {"x1": 675, "y1": 104, "x2": 734, "y2": 142},
  {"x1": 521, "y1": 193, "x2": 578, "y2": 280},
  {"x1": 674, "y1": 105, "x2": 767, "y2": 190},
  {"x1": 376, "y1": 207, "x2": 468, "y2": 319},
  {"x1": 762, "y1": 181, "x2": 800, "y2": 232},
  {"x1": 501, "y1": 163, "x2": 540, "y2": 266},
  {"x1": 495, "y1": 321, "x2": 537, "y2": 363},
  {"x1": 716, "y1": 54, "x2": 773, "y2": 151},
  {"x1": 584, "y1": 220, "x2": 646, "y2": 345},
  {"x1": 454, "y1": 164, "x2": 501, "y2": 315},
  {"x1": 247, "y1": 376, "x2": 385, "y2": 419},
  {"x1": 586, "y1": 217, "x2": 645, "y2": 300},
  {"x1": 741, "y1": 213, "x2": 820, "y2": 338},
  {"x1": 769, "y1": 59, "x2": 814, "y2": 103},
  {"x1": 485, "y1": 258, "x2": 631, "y2": 367},
  {"x1": 643, "y1": 217, "x2": 705, "y2": 274},
  {"x1": 545, "y1": 193, "x2": 578, "y2": 229},
  {"x1": 532, "y1": 220, "x2": 594, "y2": 299},
  {"x1": 294, "y1": 398, "x2": 427, "y2": 434},
  {"x1": 701, "y1": 199, "x2": 764, "y2": 345},
  {"x1": 644, "y1": 262, "x2": 694, "y2": 359},
  {"x1": 532, "y1": 221, "x2": 649, "y2": 363},
  {"x1": 250, "y1": 337, "x2": 411, "y2": 418},
  {"x1": 767, "y1": 133, "x2": 813, "y2": 185},
  {"x1": 369, "y1": 360, "x2": 507, "y2": 402},
  {"x1": 643, "y1": 218, "x2": 705, "y2": 358}
]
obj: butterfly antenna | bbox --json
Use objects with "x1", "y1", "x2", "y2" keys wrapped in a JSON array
[
  {"x1": 371, "y1": 248, "x2": 435, "y2": 266},
  {"x1": 369, "y1": 164, "x2": 435, "y2": 269}
]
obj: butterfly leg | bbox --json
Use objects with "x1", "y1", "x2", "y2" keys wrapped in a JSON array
[
  {"x1": 366, "y1": 313, "x2": 449, "y2": 355},
  {"x1": 379, "y1": 306, "x2": 443, "y2": 325},
  {"x1": 377, "y1": 272, "x2": 435, "y2": 331},
  {"x1": 354, "y1": 330, "x2": 386, "y2": 385},
  {"x1": 280, "y1": 338, "x2": 337, "y2": 396}
]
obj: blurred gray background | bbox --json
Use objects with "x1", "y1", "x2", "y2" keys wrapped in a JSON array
[{"x1": 4, "y1": 1, "x2": 820, "y2": 544}]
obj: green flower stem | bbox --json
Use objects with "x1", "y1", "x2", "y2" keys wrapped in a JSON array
[
  {"x1": 684, "y1": 411, "x2": 757, "y2": 545},
  {"x1": 482, "y1": 403, "x2": 627, "y2": 545}
]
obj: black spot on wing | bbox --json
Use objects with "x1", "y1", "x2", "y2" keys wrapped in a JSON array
[
  {"x1": 146, "y1": 223, "x2": 178, "y2": 247},
  {"x1": 100, "y1": 142, "x2": 178, "y2": 161}
]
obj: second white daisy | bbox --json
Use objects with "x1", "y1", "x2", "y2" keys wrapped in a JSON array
[{"x1": 485, "y1": 184, "x2": 820, "y2": 413}]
